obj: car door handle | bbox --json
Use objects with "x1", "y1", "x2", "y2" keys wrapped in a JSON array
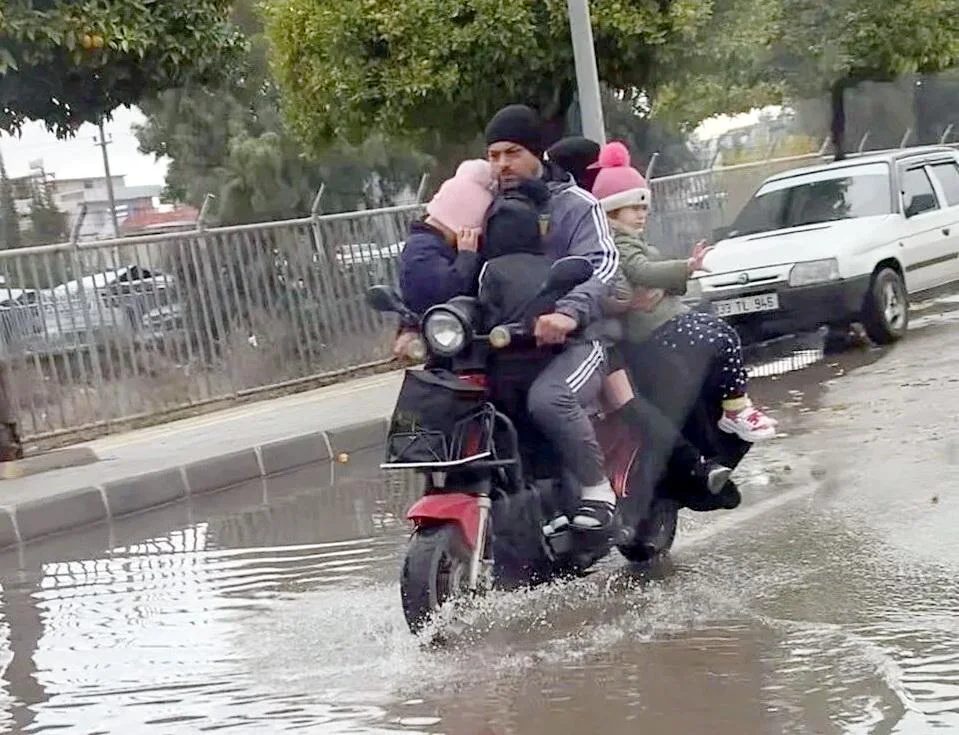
[{"x1": 944, "y1": 228, "x2": 951, "y2": 236}]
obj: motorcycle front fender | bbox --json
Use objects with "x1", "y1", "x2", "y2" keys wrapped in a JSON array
[{"x1": 407, "y1": 493, "x2": 481, "y2": 549}]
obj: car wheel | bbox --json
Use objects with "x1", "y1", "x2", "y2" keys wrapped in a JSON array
[{"x1": 861, "y1": 267, "x2": 908, "y2": 344}]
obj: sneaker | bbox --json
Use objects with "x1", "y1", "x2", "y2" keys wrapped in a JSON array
[
  {"x1": 718, "y1": 405, "x2": 776, "y2": 442},
  {"x1": 571, "y1": 500, "x2": 616, "y2": 531},
  {"x1": 705, "y1": 461, "x2": 733, "y2": 494}
]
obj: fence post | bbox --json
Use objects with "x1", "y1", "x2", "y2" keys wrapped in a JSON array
[
  {"x1": 940, "y1": 124, "x2": 954, "y2": 144},
  {"x1": 415, "y1": 173, "x2": 431, "y2": 203},
  {"x1": 763, "y1": 133, "x2": 780, "y2": 160},
  {"x1": 857, "y1": 131, "x2": 871, "y2": 154},
  {"x1": 645, "y1": 152, "x2": 660, "y2": 181},
  {"x1": 817, "y1": 135, "x2": 832, "y2": 156},
  {"x1": 309, "y1": 183, "x2": 339, "y2": 341},
  {"x1": 192, "y1": 193, "x2": 232, "y2": 393},
  {"x1": 196, "y1": 193, "x2": 215, "y2": 232},
  {"x1": 310, "y1": 183, "x2": 326, "y2": 217},
  {"x1": 69, "y1": 203, "x2": 109, "y2": 429},
  {"x1": 900, "y1": 128, "x2": 913, "y2": 148}
]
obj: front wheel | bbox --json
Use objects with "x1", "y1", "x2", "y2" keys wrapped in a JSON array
[
  {"x1": 861, "y1": 268, "x2": 908, "y2": 344},
  {"x1": 400, "y1": 524, "x2": 473, "y2": 634},
  {"x1": 616, "y1": 498, "x2": 679, "y2": 563}
]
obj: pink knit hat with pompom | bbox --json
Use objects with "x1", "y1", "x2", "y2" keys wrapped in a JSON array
[
  {"x1": 589, "y1": 142, "x2": 650, "y2": 212},
  {"x1": 426, "y1": 159, "x2": 494, "y2": 232}
]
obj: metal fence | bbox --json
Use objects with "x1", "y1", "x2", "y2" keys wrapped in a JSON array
[
  {"x1": 0, "y1": 139, "x2": 942, "y2": 443},
  {"x1": 1, "y1": 203, "x2": 421, "y2": 442}
]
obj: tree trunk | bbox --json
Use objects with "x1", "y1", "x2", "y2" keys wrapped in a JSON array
[{"x1": 831, "y1": 80, "x2": 847, "y2": 161}]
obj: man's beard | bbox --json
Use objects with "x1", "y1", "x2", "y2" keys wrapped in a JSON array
[{"x1": 495, "y1": 162, "x2": 544, "y2": 192}]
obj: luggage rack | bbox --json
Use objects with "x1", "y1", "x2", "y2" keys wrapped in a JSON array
[{"x1": 380, "y1": 403, "x2": 523, "y2": 473}]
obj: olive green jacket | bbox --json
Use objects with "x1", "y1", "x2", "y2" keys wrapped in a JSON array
[{"x1": 612, "y1": 224, "x2": 690, "y2": 343}]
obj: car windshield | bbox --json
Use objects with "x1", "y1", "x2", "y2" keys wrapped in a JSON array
[{"x1": 726, "y1": 162, "x2": 892, "y2": 238}]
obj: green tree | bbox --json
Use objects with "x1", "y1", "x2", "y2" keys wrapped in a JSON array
[
  {"x1": 0, "y1": 0, "x2": 245, "y2": 137},
  {"x1": 601, "y1": 90, "x2": 699, "y2": 175},
  {"x1": 25, "y1": 178, "x2": 67, "y2": 246},
  {"x1": 764, "y1": 0, "x2": 959, "y2": 159},
  {"x1": 0, "y1": 150, "x2": 21, "y2": 250},
  {"x1": 263, "y1": 0, "x2": 778, "y2": 152},
  {"x1": 135, "y1": 0, "x2": 428, "y2": 223}
]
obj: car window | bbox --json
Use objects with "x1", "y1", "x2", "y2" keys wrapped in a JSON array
[
  {"x1": 901, "y1": 167, "x2": 939, "y2": 217},
  {"x1": 727, "y1": 163, "x2": 892, "y2": 238},
  {"x1": 928, "y1": 162, "x2": 959, "y2": 207}
]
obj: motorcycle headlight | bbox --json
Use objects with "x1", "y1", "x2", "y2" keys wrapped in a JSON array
[
  {"x1": 788, "y1": 258, "x2": 840, "y2": 287},
  {"x1": 422, "y1": 307, "x2": 469, "y2": 357}
]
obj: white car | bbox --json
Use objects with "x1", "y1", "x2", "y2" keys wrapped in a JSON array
[{"x1": 694, "y1": 146, "x2": 959, "y2": 344}]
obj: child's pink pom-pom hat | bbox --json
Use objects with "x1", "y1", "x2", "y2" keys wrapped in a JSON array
[{"x1": 589, "y1": 141, "x2": 650, "y2": 212}]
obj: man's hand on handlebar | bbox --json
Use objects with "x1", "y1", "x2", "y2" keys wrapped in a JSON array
[{"x1": 534, "y1": 312, "x2": 577, "y2": 346}]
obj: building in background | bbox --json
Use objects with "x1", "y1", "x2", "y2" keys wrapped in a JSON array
[
  {"x1": 9, "y1": 161, "x2": 162, "y2": 242},
  {"x1": 51, "y1": 175, "x2": 162, "y2": 240},
  {"x1": 120, "y1": 206, "x2": 199, "y2": 236}
]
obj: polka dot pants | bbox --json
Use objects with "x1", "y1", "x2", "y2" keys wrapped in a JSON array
[{"x1": 649, "y1": 311, "x2": 748, "y2": 400}]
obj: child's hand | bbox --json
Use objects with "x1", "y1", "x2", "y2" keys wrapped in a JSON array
[
  {"x1": 456, "y1": 227, "x2": 481, "y2": 253},
  {"x1": 687, "y1": 240, "x2": 714, "y2": 273},
  {"x1": 392, "y1": 330, "x2": 421, "y2": 361},
  {"x1": 631, "y1": 288, "x2": 665, "y2": 312}
]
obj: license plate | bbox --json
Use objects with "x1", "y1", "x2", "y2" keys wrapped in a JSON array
[{"x1": 714, "y1": 292, "x2": 780, "y2": 317}]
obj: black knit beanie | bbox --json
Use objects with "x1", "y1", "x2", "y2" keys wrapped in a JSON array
[
  {"x1": 485, "y1": 104, "x2": 545, "y2": 159},
  {"x1": 546, "y1": 136, "x2": 601, "y2": 190}
]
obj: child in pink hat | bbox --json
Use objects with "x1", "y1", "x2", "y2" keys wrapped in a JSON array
[
  {"x1": 592, "y1": 142, "x2": 776, "y2": 443},
  {"x1": 398, "y1": 159, "x2": 494, "y2": 316}
]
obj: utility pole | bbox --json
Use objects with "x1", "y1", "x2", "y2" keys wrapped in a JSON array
[
  {"x1": 566, "y1": 0, "x2": 606, "y2": 145},
  {"x1": 93, "y1": 118, "x2": 120, "y2": 238}
]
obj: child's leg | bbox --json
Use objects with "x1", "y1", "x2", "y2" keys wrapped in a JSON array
[
  {"x1": 605, "y1": 348, "x2": 731, "y2": 494},
  {"x1": 703, "y1": 317, "x2": 776, "y2": 441}
]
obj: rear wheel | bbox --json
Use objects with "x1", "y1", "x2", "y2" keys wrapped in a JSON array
[
  {"x1": 616, "y1": 498, "x2": 679, "y2": 563},
  {"x1": 400, "y1": 524, "x2": 473, "y2": 634},
  {"x1": 862, "y1": 267, "x2": 908, "y2": 344}
]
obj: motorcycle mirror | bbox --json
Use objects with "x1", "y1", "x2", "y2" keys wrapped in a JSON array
[
  {"x1": 367, "y1": 285, "x2": 407, "y2": 314},
  {"x1": 545, "y1": 256, "x2": 594, "y2": 294}
]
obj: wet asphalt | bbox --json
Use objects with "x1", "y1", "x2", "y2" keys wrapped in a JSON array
[{"x1": 0, "y1": 299, "x2": 956, "y2": 734}]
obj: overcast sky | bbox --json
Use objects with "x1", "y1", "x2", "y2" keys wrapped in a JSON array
[
  {"x1": 0, "y1": 106, "x2": 169, "y2": 187},
  {"x1": 0, "y1": 104, "x2": 771, "y2": 191}
]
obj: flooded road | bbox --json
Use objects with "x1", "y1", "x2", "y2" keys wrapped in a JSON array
[{"x1": 0, "y1": 308, "x2": 958, "y2": 733}]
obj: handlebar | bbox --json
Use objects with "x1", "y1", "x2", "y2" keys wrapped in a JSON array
[{"x1": 486, "y1": 323, "x2": 529, "y2": 349}]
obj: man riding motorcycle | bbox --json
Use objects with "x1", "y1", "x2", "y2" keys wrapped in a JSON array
[{"x1": 483, "y1": 104, "x2": 621, "y2": 531}]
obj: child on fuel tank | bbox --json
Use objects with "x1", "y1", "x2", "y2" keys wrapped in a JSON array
[{"x1": 590, "y1": 141, "x2": 777, "y2": 443}]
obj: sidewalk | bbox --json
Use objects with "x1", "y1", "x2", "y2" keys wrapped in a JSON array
[{"x1": 0, "y1": 370, "x2": 404, "y2": 549}]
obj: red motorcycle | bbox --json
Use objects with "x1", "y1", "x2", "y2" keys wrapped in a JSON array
[{"x1": 369, "y1": 258, "x2": 679, "y2": 633}]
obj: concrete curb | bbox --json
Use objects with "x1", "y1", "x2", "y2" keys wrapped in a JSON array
[
  {"x1": 0, "y1": 447, "x2": 99, "y2": 481},
  {"x1": 0, "y1": 416, "x2": 390, "y2": 550}
]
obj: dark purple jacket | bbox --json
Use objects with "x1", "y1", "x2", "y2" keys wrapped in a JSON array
[{"x1": 398, "y1": 220, "x2": 483, "y2": 315}]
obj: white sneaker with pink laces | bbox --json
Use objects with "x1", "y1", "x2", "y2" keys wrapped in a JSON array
[{"x1": 718, "y1": 405, "x2": 777, "y2": 442}]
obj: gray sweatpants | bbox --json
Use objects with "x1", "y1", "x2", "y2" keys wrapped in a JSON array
[{"x1": 526, "y1": 340, "x2": 607, "y2": 488}]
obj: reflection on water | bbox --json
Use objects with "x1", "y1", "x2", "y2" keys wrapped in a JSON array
[{"x1": 0, "y1": 332, "x2": 957, "y2": 733}]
